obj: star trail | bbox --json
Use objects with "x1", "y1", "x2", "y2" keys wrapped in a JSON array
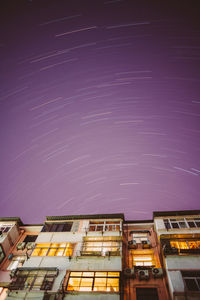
[{"x1": 0, "y1": 0, "x2": 200, "y2": 223}]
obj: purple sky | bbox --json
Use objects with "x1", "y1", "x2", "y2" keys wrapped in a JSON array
[{"x1": 0, "y1": 0, "x2": 200, "y2": 223}]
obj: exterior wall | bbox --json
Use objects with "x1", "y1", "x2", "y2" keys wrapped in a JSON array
[
  {"x1": 154, "y1": 213, "x2": 200, "y2": 300},
  {"x1": 123, "y1": 223, "x2": 170, "y2": 300}
]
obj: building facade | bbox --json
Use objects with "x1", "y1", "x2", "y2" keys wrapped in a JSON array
[
  {"x1": 154, "y1": 210, "x2": 200, "y2": 300},
  {"x1": 0, "y1": 210, "x2": 199, "y2": 300}
]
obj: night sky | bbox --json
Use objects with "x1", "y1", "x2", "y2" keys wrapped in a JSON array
[{"x1": 1, "y1": 0, "x2": 200, "y2": 223}]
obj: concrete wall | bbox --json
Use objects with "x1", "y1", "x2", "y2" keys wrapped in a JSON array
[
  {"x1": 166, "y1": 256, "x2": 200, "y2": 270},
  {"x1": 23, "y1": 256, "x2": 122, "y2": 271}
]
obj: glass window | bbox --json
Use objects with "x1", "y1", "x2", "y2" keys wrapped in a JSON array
[
  {"x1": 7, "y1": 256, "x2": 26, "y2": 270},
  {"x1": 9, "y1": 269, "x2": 57, "y2": 291},
  {"x1": 66, "y1": 272, "x2": 119, "y2": 292},
  {"x1": 182, "y1": 271, "x2": 200, "y2": 291},
  {"x1": 42, "y1": 223, "x2": 72, "y2": 232},
  {"x1": 133, "y1": 255, "x2": 154, "y2": 267},
  {"x1": 32, "y1": 243, "x2": 73, "y2": 257},
  {"x1": 89, "y1": 221, "x2": 121, "y2": 232}
]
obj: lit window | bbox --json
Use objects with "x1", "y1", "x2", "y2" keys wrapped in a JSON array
[
  {"x1": 81, "y1": 237, "x2": 121, "y2": 256},
  {"x1": 89, "y1": 221, "x2": 121, "y2": 232},
  {"x1": 132, "y1": 233, "x2": 148, "y2": 244},
  {"x1": 182, "y1": 271, "x2": 200, "y2": 291},
  {"x1": 133, "y1": 255, "x2": 154, "y2": 267},
  {"x1": 9, "y1": 269, "x2": 58, "y2": 291},
  {"x1": 32, "y1": 243, "x2": 73, "y2": 257},
  {"x1": 66, "y1": 271, "x2": 120, "y2": 292},
  {"x1": 7, "y1": 256, "x2": 26, "y2": 270},
  {"x1": 170, "y1": 240, "x2": 200, "y2": 250}
]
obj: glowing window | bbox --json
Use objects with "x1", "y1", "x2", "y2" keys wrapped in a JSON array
[
  {"x1": 133, "y1": 255, "x2": 154, "y2": 267},
  {"x1": 32, "y1": 243, "x2": 73, "y2": 257},
  {"x1": 89, "y1": 221, "x2": 121, "y2": 232},
  {"x1": 66, "y1": 271, "x2": 120, "y2": 292}
]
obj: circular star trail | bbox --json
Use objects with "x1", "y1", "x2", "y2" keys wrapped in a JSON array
[{"x1": 0, "y1": 0, "x2": 200, "y2": 223}]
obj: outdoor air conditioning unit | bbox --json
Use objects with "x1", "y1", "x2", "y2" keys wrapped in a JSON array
[
  {"x1": 124, "y1": 268, "x2": 135, "y2": 277},
  {"x1": 128, "y1": 240, "x2": 137, "y2": 249},
  {"x1": 152, "y1": 268, "x2": 163, "y2": 278},
  {"x1": 26, "y1": 242, "x2": 35, "y2": 250},
  {"x1": 142, "y1": 239, "x2": 151, "y2": 249},
  {"x1": 138, "y1": 269, "x2": 150, "y2": 280},
  {"x1": 16, "y1": 242, "x2": 26, "y2": 251}
]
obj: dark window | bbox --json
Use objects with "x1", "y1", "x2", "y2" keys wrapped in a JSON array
[
  {"x1": 41, "y1": 223, "x2": 72, "y2": 232},
  {"x1": 188, "y1": 221, "x2": 196, "y2": 228},
  {"x1": 171, "y1": 223, "x2": 179, "y2": 229},
  {"x1": 182, "y1": 271, "x2": 200, "y2": 291},
  {"x1": 136, "y1": 288, "x2": 159, "y2": 300},
  {"x1": 0, "y1": 245, "x2": 5, "y2": 264},
  {"x1": 9, "y1": 269, "x2": 58, "y2": 291},
  {"x1": 164, "y1": 219, "x2": 170, "y2": 229},
  {"x1": 23, "y1": 235, "x2": 37, "y2": 243}
]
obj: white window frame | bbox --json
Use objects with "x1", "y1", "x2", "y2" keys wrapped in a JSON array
[{"x1": 164, "y1": 218, "x2": 200, "y2": 229}]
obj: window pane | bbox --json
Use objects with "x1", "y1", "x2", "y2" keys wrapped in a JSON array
[
  {"x1": 64, "y1": 247, "x2": 73, "y2": 256},
  {"x1": 95, "y1": 272, "x2": 107, "y2": 277},
  {"x1": 40, "y1": 248, "x2": 48, "y2": 256},
  {"x1": 55, "y1": 248, "x2": 64, "y2": 256},
  {"x1": 48, "y1": 249, "x2": 56, "y2": 256},
  {"x1": 185, "y1": 279, "x2": 199, "y2": 291},
  {"x1": 82, "y1": 272, "x2": 94, "y2": 277},
  {"x1": 94, "y1": 277, "x2": 106, "y2": 287},
  {"x1": 188, "y1": 221, "x2": 196, "y2": 228},
  {"x1": 179, "y1": 222, "x2": 187, "y2": 228},
  {"x1": 32, "y1": 248, "x2": 41, "y2": 256},
  {"x1": 179, "y1": 242, "x2": 188, "y2": 249},
  {"x1": 108, "y1": 272, "x2": 120, "y2": 277},
  {"x1": 188, "y1": 241, "x2": 198, "y2": 249},
  {"x1": 107, "y1": 278, "x2": 119, "y2": 292},
  {"x1": 172, "y1": 223, "x2": 179, "y2": 229},
  {"x1": 80, "y1": 278, "x2": 93, "y2": 291},
  {"x1": 70, "y1": 272, "x2": 82, "y2": 277},
  {"x1": 67, "y1": 278, "x2": 81, "y2": 291}
]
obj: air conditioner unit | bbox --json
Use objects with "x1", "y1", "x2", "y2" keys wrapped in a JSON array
[
  {"x1": 124, "y1": 268, "x2": 135, "y2": 277},
  {"x1": 142, "y1": 239, "x2": 151, "y2": 249},
  {"x1": 128, "y1": 240, "x2": 137, "y2": 249},
  {"x1": 152, "y1": 268, "x2": 163, "y2": 278},
  {"x1": 26, "y1": 242, "x2": 35, "y2": 250},
  {"x1": 138, "y1": 269, "x2": 149, "y2": 280},
  {"x1": 16, "y1": 242, "x2": 26, "y2": 251}
]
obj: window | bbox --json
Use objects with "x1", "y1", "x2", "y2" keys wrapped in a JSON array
[
  {"x1": 0, "y1": 224, "x2": 12, "y2": 234},
  {"x1": 89, "y1": 221, "x2": 121, "y2": 232},
  {"x1": 41, "y1": 223, "x2": 72, "y2": 232},
  {"x1": 9, "y1": 268, "x2": 58, "y2": 291},
  {"x1": 0, "y1": 245, "x2": 5, "y2": 264},
  {"x1": 7, "y1": 256, "x2": 26, "y2": 270},
  {"x1": 133, "y1": 255, "x2": 154, "y2": 267},
  {"x1": 66, "y1": 271, "x2": 120, "y2": 292},
  {"x1": 23, "y1": 235, "x2": 37, "y2": 243},
  {"x1": 182, "y1": 271, "x2": 200, "y2": 291},
  {"x1": 132, "y1": 233, "x2": 148, "y2": 243},
  {"x1": 136, "y1": 288, "x2": 159, "y2": 300},
  {"x1": 32, "y1": 243, "x2": 73, "y2": 257},
  {"x1": 164, "y1": 218, "x2": 200, "y2": 229},
  {"x1": 81, "y1": 237, "x2": 121, "y2": 256},
  {"x1": 170, "y1": 240, "x2": 200, "y2": 250}
]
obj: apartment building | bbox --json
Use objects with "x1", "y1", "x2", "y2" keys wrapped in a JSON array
[
  {"x1": 0, "y1": 217, "x2": 41, "y2": 300},
  {"x1": 5, "y1": 214, "x2": 124, "y2": 300},
  {"x1": 154, "y1": 210, "x2": 200, "y2": 300},
  {"x1": 122, "y1": 219, "x2": 170, "y2": 300}
]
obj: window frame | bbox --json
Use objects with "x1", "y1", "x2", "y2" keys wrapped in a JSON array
[
  {"x1": 41, "y1": 222, "x2": 73, "y2": 232},
  {"x1": 9, "y1": 269, "x2": 58, "y2": 291},
  {"x1": 164, "y1": 218, "x2": 200, "y2": 229},
  {"x1": 182, "y1": 271, "x2": 200, "y2": 291},
  {"x1": 88, "y1": 221, "x2": 121, "y2": 232},
  {"x1": 66, "y1": 271, "x2": 120, "y2": 293},
  {"x1": 31, "y1": 243, "x2": 74, "y2": 257}
]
